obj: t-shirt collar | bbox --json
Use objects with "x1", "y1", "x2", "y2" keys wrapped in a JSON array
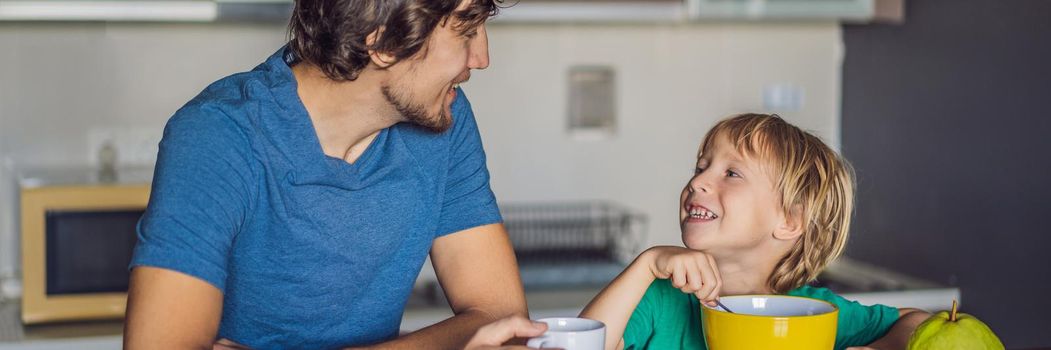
[{"x1": 257, "y1": 45, "x2": 375, "y2": 189}]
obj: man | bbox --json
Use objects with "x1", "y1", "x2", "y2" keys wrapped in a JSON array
[{"x1": 124, "y1": 0, "x2": 526, "y2": 348}]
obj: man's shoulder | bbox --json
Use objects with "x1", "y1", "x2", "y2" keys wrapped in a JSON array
[
  {"x1": 449, "y1": 87, "x2": 480, "y2": 134},
  {"x1": 161, "y1": 78, "x2": 267, "y2": 160},
  {"x1": 190, "y1": 69, "x2": 282, "y2": 115},
  {"x1": 196, "y1": 48, "x2": 291, "y2": 106},
  {"x1": 176, "y1": 49, "x2": 292, "y2": 125},
  {"x1": 167, "y1": 67, "x2": 288, "y2": 141},
  {"x1": 167, "y1": 92, "x2": 252, "y2": 139}
]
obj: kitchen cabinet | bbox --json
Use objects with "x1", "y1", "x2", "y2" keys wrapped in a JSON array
[
  {"x1": 0, "y1": 0, "x2": 217, "y2": 22},
  {"x1": 688, "y1": 0, "x2": 873, "y2": 21},
  {"x1": 456, "y1": 0, "x2": 878, "y2": 23},
  {"x1": 493, "y1": 0, "x2": 686, "y2": 23},
  {"x1": 0, "y1": 0, "x2": 292, "y2": 22},
  {"x1": 0, "y1": 0, "x2": 891, "y2": 23}
]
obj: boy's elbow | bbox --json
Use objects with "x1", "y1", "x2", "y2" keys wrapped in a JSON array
[
  {"x1": 898, "y1": 307, "x2": 930, "y2": 318},
  {"x1": 893, "y1": 308, "x2": 933, "y2": 334}
]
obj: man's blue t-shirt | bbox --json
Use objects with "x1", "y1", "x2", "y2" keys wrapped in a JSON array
[{"x1": 130, "y1": 47, "x2": 502, "y2": 349}]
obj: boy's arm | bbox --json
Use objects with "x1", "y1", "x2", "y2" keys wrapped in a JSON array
[
  {"x1": 579, "y1": 246, "x2": 721, "y2": 350},
  {"x1": 579, "y1": 250, "x2": 659, "y2": 350},
  {"x1": 848, "y1": 308, "x2": 931, "y2": 350}
]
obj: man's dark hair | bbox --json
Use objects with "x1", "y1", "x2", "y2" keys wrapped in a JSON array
[{"x1": 288, "y1": 0, "x2": 500, "y2": 81}]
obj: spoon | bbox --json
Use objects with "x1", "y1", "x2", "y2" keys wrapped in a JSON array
[{"x1": 714, "y1": 299, "x2": 735, "y2": 313}]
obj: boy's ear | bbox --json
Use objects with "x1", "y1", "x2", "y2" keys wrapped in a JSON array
[
  {"x1": 367, "y1": 27, "x2": 396, "y2": 68},
  {"x1": 773, "y1": 204, "x2": 805, "y2": 241}
]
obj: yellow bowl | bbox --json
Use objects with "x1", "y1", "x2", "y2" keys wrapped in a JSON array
[{"x1": 701, "y1": 295, "x2": 838, "y2": 350}]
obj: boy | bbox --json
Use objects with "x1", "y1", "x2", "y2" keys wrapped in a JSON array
[{"x1": 580, "y1": 114, "x2": 930, "y2": 350}]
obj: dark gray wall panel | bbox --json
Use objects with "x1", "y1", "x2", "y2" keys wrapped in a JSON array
[{"x1": 842, "y1": 0, "x2": 1051, "y2": 347}]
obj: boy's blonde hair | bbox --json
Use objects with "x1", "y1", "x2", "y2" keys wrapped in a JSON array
[{"x1": 700, "y1": 113, "x2": 855, "y2": 294}]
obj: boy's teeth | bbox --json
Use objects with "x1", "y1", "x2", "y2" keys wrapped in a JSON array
[{"x1": 688, "y1": 207, "x2": 718, "y2": 219}]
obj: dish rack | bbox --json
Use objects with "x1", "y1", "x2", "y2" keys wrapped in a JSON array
[{"x1": 501, "y1": 201, "x2": 648, "y2": 289}]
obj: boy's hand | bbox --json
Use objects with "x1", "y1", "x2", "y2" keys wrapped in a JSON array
[{"x1": 643, "y1": 246, "x2": 723, "y2": 306}]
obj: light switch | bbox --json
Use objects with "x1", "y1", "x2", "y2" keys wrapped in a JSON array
[{"x1": 763, "y1": 83, "x2": 805, "y2": 112}]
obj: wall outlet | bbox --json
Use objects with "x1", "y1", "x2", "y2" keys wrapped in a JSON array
[
  {"x1": 87, "y1": 127, "x2": 162, "y2": 168},
  {"x1": 0, "y1": 276, "x2": 21, "y2": 301}
]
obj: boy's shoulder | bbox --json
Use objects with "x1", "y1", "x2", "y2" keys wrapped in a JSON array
[
  {"x1": 786, "y1": 285, "x2": 839, "y2": 300},
  {"x1": 789, "y1": 285, "x2": 901, "y2": 349},
  {"x1": 786, "y1": 285, "x2": 896, "y2": 313},
  {"x1": 786, "y1": 285, "x2": 888, "y2": 314}
]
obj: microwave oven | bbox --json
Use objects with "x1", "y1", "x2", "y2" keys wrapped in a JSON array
[{"x1": 19, "y1": 168, "x2": 151, "y2": 324}]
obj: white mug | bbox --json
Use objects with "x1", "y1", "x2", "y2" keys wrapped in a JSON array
[{"x1": 527, "y1": 317, "x2": 606, "y2": 350}]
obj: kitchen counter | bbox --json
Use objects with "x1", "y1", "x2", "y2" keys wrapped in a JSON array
[
  {"x1": 0, "y1": 287, "x2": 598, "y2": 348},
  {"x1": 402, "y1": 287, "x2": 599, "y2": 332},
  {"x1": 0, "y1": 300, "x2": 122, "y2": 349},
  {"x1": 0, "y1": 257, "x2": 961, "y2": 348},
  {"x1": 405, "y1": 256, "x2": 963, "y2": 326}
]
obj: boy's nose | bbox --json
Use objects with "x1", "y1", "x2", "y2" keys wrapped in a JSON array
[{"x1": 688, "y1": 176, "x2": 712, "y2": 194}]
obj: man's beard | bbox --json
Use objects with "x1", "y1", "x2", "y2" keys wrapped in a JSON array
[{"x1": 381, "y1": 83, "x2": 452, "y2": 133}]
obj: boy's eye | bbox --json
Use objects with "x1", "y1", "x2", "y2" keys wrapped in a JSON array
[
  {"x1": 726, "y1": 169, "x2": 741, "y2": 177},
  {"x1": 463, "y1": 30, "x2": 478, "y2": 39}
]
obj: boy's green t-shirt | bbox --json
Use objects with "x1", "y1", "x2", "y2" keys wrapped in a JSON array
[{"x1": 622, "y1": 279, "x2": 900, "y2": 350}]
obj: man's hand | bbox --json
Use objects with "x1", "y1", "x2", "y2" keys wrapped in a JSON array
[
  {"x1": 464, "y1": 316, "x2": 551, "y2": 350},
  {"x1": 643, "y1": 246, "x2": 723, "y2": 306}
]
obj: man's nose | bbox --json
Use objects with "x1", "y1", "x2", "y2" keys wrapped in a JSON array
[{"x1": 468, "y1": 24, "x2": 490, "y2": 70}]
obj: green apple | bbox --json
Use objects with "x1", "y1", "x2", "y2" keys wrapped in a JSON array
[{"x1": 907, "y1": 300, "x2": 1004, "y2": 350}]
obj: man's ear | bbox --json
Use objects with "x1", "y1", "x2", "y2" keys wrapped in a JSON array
[
  {"x1": 773, "y1": 204, "x2": 805, "y2": 241},
  {"x1": 366, "y1": 27, "x2": 396, "y2": 68}
]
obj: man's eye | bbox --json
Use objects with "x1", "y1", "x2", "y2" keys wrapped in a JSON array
[
  {"x1": 463, "y1": 31, "x2": 478, "y2": 39},
  {"x1": 694, "y1": 167, "x2": 705, "y2": 174}
]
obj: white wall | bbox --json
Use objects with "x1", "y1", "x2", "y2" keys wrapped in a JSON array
[
  {"x1": 0, "y1": 21, "x2": 842, "y2": 287},
  {"x1": 0, "y1": 22, "x2": 289, "y2": 291},
  {"x1": 476, "y1": 23, "x2": 842, "y2": 253}
]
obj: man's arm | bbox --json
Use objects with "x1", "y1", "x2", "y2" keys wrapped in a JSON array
[
  {"x1": 849, "y1": 308, "x2": 931, "y2": 350},
  {"x1": 359, "y1": 223, "x2": 527, "y2": 350},
  {"x1": 124, "y1": 266, "x2": 224, "y2": 350}
]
